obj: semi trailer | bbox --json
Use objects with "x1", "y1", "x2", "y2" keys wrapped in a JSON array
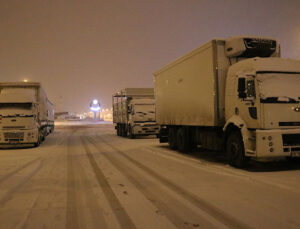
[
  {"x1": 0, "y1": 82, "x2": 54, "y2": 147},
  {"x1": 113, "y1": 88, "x2": 160, "y2": 138},
  {"x1": 154, "y1": 36, "x2": 300, "y2": 167}
]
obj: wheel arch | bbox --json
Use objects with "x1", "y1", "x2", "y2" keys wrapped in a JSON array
[{"x1": 223, "y1": 115, "x2": 250, "y2": 151}]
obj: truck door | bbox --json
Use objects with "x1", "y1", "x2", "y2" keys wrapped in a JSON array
[{"x1": 236, "y1": 74, "x2": 261, "y2": 128}]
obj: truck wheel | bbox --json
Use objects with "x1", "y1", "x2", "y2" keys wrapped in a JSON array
[
  {"x1": 168, "y1": 128, "x2": 177, "y2": 150},
  {"x1": 177, "y1": 128, "x2": 190, "y2": 153},
  {"x1": 34, "y1": 133, "x2": 42, "y2": 147},
  {"x1": 129, "y1": 126, "x2": 135, "y2": 139},
  {"x1": 123, "y1": 125, "x2": 128, "y2": 137},
  {"x1": 34, "y1": 139, "x2": 40, "y2": 147},
  {"x1": 41, "y1": 128, "x2": 46, "y2": 141},
  {"x1": 226, "y1": 130, "x2": 248, "y2": 168},
  {"x1": 120, "y1": 124, "x2": 124, "y2": 136},
  {"x1": 117, "y1": 124, "x2": 120, "y2": 136},
  {"x1": 122, "y1": 124, "x2": 125, "y2": 137}
]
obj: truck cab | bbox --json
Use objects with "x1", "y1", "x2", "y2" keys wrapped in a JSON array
[
  {"x1": 0, "y1": 93, "x2": 40, "y2": 145},
  {"x1": 225, "y1": 57, "x2": 300, "y2": 160},
  {"x1": 127, "y1": 98, "x2": 159, "y2": 137},
  {"x1": 113, "y1": 88, "x2": 160, "y2": 138}
]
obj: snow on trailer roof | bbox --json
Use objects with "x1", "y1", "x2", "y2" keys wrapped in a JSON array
[
  {"x1": 0, "y1": 82, "x2": 41, "y2": 88},
  {"x1": 113, "y1": 88, "x2": 154, "y2": 98},
  {"x1": 154, "y1": 36, "x2": 279, "y2": 75},
  {"x1": 230, "y1": 57, "x2": 300, "y2": 73}
]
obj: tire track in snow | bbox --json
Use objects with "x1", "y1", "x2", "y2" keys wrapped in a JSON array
[
  {"x1": 0, "y1": 159, "x2": 44, "y2": 207},
  {"x1": 85, "y1": 136, "x2": 219, "y2": 229},
  {"x1": 81, "y1": 137, "x2": 137, "y2": 229},
  {"x1": 0, "y1": 157, "x2": 41, "y2": 185},
  {"x1": 94, "y1": 134, "x2": 252, "y2": 229},
  {"x1": 66, "y1": 136, "x2": 80, "y2": 229}
]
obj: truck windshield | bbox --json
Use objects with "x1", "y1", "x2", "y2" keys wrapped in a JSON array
[
  {"x1": 135, "y1": 104, "x2": 155, "y2": 113},
  {"x1": 257, "y1": 72, "x2": 300, "y2": 103},
  {"x1": 0, "y1": 103, "x2": 33, "y2": 110}
]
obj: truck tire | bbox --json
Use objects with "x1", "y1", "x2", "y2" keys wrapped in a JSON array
[
  {"x1": 41, "y1": 130, "x2": 46, "y2": 142},
  {"x1": 168, "y1": 128, "x2": 177, "y2": 150},
  {"x1": 120, "y1": 124, "x2": 124, "y2": 136},
  {"x1": 129, "y1": 126, "x2": 135, "y2": 139},
  {"x1": 122, "y1": 124, "x2": 127, "y2": 137},
  {"x1": 124, "y1": 124, "x2": 128, "y2": 137},
  {"x1": 177, "y1": 128, "x2": 190, "y2": 153},
  {"x1": 34, "y1": 139, "x2": 40, "y2": 147},
  {"x1": 34, "y1": 132, "x2": 42, "y2": 147},
  {"x1": 117, "y1": 124, "x2": 121, "y2": 136},
  {"x1": 226, "y1": 130, "x2": 248, "y2": 168}
]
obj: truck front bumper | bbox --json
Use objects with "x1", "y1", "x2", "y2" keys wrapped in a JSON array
[
  {"x1": 0, "y1": 128, "x2": 39, "y2": 145},
  {"x1": 255, "y1": 128, "x2": 300, "y2": 158},
  {"x1": 132, "y1": 123, "x2": 160, "y2": 135}
]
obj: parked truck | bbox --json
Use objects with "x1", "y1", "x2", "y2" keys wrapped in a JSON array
[
  {"x1": 154, "y1": 36, "x2": 300, "y2": 167},
  {"x1": 0, "y1": 82, "x2": 54, "y2": 147},
  {"x1": 113, "y1": 88, "x2": 160, "y2": 138}
]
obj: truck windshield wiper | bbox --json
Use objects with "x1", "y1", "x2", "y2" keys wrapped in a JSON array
[
  {"x1": 1, "y1": 114, "x2": 34, "y2": 118},
  {"x1": 260, "y1": 97, "x2": 299, "y2": 103}
]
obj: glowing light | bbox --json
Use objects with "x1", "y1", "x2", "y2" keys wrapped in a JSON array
[
  {"x1": 93, "y1": 99, "x2": 98, "y2": 105},
  {"x1": 23, "y1": 79, "x2": 28, "y2": 82},
  {"x1": 90, "y1": 106, "x2": 101, "y2": 111}
]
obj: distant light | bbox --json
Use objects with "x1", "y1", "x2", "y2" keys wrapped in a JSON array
[
  {"x1": 90, "y1": 106, "x2": 101, "y2": 111},
  {"x1": 90, "y1": 99, "x2": 101, "y2": 113},
  {"x1": 23, "y1": 79, "x2": 28, "y2": 82}
]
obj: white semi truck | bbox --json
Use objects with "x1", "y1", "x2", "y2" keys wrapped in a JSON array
[
  {"x1": 113, "y1": 88, "x2": 160, "y2": 138},
  {"x1": 0, "y1": 82, "x2": 54, "y2": 147},
  {"x1": 154, "y1": 36, "x2": 300, "y2": 167}
]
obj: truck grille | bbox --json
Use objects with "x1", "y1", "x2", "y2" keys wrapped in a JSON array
[
  {"x1": 4, "y1": 132, "x2": 24, "y2": 141},
  {"x1": 279, "y1": 122, "x2": 300, "y2": 127},
  {"x1": 282, "y1": 134, "x2": 300, "y2": 146},
  {"x1": 3, "y1": 126, "x2": 26, "y2": 129}
]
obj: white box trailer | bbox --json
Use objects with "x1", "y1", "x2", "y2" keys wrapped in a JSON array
[
  {"x1": 155, "y1": 36, "x2": 300, "y2": 167},
  {"x1": 113, "y1": 88, "x2": 160, "y2": 138},
  {"x1": 0, "y1": 82, "x2": 54, "y2": 146},
  {"x1": 154, "y1": 39, "x2": 228, "y2": 127}
]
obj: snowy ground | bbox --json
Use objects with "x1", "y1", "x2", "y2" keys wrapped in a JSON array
[
  {"x1": 54, "y1": 119, "x2": 112, "y2": 126},
  {"x1": 0, "y1": 123, "x2": 299, "y2": 229}
]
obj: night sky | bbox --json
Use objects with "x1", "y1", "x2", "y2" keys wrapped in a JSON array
[{"x1": 1, "y1": 0, "x2": 300, "y2": 112}]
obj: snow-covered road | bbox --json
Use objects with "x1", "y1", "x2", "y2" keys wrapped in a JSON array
[{"x1": 0, "y1": 123, "x2": 299, "y2": 229}]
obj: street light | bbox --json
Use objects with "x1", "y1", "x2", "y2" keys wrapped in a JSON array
[{"x1": 89, "y1": 99, "x2": 101, "y2": 120}]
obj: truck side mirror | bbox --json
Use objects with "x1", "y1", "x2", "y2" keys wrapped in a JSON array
[{"x1": 238, "y1": 78, "x2": 247, "y2": 99}]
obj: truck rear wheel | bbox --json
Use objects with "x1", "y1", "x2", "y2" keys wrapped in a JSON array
[
  {"x1": 168, "y1": 128, "x2": 177, "y2": 150},
  {"x1": 226, "y1": 130, "x2": 248, "y2": 168},
  {"x1": 123, "y1": 124, "x2": 127, "y2": 137},
  {"x1": 177, "y1": 128, "x2": 191, "y2": 153},
  {"x1": 120, "y1": 124, "x2": 124, "y2": 136},
  {"x1": 117, "y1": 124, "x2": 121, "y2": 136},
  {"x1": 129, "y1": 126, "x2": 135, "y2": 139}
]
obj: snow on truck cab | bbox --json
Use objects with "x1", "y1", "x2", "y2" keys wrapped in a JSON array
[
  {"x1": 113, "y1": 88, "x2": 160, "y2": 138},
  {"x1": 0, "y1": 82, "x2": 54, "y2": 147},
  {"x1": 154, "y1": 36, "x2": 300, "y2": 167}
]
